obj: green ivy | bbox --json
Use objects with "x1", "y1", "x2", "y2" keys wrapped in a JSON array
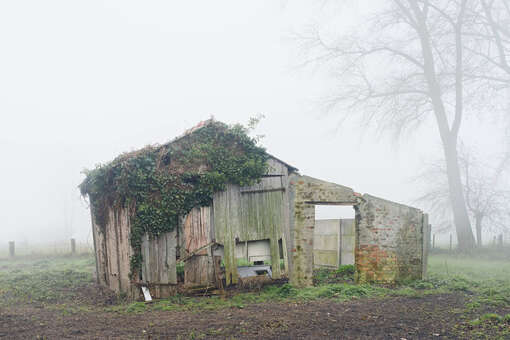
[{"x1": 79, "y1": 122, "x2": 268, "y2": 279}]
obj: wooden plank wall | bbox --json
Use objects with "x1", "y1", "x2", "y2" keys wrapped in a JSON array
[
  {"x1": 213, "y1": 184, "x2": 241, "y2": 285},
  {"x1": 90, "y1": 157, "x2": 293, "y2": 295},
  {"x1": 184, "y1": 207, "x2": 211, "y2": 255},
  {"x1": 183, "y1": 206, "x2": 214, "y2": 286},
  {"x1": 91, "y1": 209, "x2": 107, "y2": 286},
  {"x1": 214, "y1": 158, "x2": 290, "y2": 284},
  {"x1": 115, "y1": 208, "x2": 133, "y2": 295},
  {"x1": 141, "y1": 231, "x2": 177, "y2": 285},
  {"x1": 90, "y1": 205, "x2": 134, "y2": 296}
]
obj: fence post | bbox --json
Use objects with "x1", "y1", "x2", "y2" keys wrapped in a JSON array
[
  {"x1": 71, "y1": 238, "x2": 76, "y2": 255},
  {"x1": 498, "y1": 234, "x2": 503, "y2": 246},
  {"x1": 449, "y1": 234, "x2": 452, "y2": 253},
  {"x1": 432, "y1": 234, "x2": 436, "y2": 249},
  {"x1": 9, "y1": 241, "x2": 15, "y2": 258}
]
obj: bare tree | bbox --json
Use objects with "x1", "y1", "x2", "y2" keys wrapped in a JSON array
[
  {"x1": 297, "y1": 0, "x2": 510, "y2": 249},
  {"x1": 475, "y1": 0, "x2": 510, "y2": 82},
  {"x1": 417, "y1": 147, "x2": 510, "y2": 246}
]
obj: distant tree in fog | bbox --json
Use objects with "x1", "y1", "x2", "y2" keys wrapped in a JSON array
[
  {"x1": 416, "y1": 147, "x2": 510, "y2": 246},
  {"x1": 477, "y1": 0, "x2": 510, "y2": 81},
  {"x1": 297, "y1": 0, "x2": 510, "y2": 249}
]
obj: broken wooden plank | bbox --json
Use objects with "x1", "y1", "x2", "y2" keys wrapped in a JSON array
[{"x1": 178, "y1": 241, "x2": 216, "y2": 264}]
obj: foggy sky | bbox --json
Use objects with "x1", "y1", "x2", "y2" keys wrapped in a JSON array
[{"x1": 0, "y1": 1, "x2": 505, "y2": 246}]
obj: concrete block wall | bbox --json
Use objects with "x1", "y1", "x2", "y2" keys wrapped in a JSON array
[
  {"x1": 340, "y1": 219, "x2": 355, "y2": 265},
  {"x1": 314, "y1": 219, "x2": 339, "y2": 268},
  {"x1": 313, "y1": 219, "x2": 355, "y2": 268}
]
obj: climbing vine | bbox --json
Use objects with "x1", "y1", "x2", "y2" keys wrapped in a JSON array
[{"x1": 79, "y1": 121, "x2": 268, "y2": 278}]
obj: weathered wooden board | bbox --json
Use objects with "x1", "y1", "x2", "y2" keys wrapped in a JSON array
[
  {"x1": 184, "y1": 255, "x2": 212, "y2": 286},
  {"x1": 90, "y1": 206, "x2": 136, "y2": 294},
  {"x1": 183, "y1": 206, "x2": 214, "y2": 285},
  {"x1": 105, "y1": 209, "x2": 121, "y2": 293},
  {"x1": 240, "y1": 158, "x2": 287, "y2": 194},
  {"x1": 213, "y1": 184, "x2": 241, "y2": 285},
  {"x1": 141, "y1": 231, "x2": 177, "y2": 285},
  {"x1": 116, "y1": 208, "x2": 132, "y2": 293},
  {"x1": 212, "y1": 157, "x2": 292, "y2": 284},
  {"x1": 91, "y1": 209, "x2": 107, "y2": 286},
  {"x1": 240, "y1": 191, "x2": 284, "y2": 241},
  {"x1": 184, "y1": 207, "x2": 211, "y2": 255}
]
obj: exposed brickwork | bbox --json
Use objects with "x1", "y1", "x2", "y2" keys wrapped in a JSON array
[
  {"x1": 355, "y1": 245, "x2": 398, "y2": 283},
  {"x1": 288, "y1": 177, "x2": 426, "y2": 287},
  {"x1": 355, "y1": 195, "x2": 424, "y2": 283}
]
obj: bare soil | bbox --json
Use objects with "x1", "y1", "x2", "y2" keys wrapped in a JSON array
[{"x1": 0, "y1": 289, "x2": 498, "y2": 340}]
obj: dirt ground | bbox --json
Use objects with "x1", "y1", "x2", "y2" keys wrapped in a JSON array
[
  {"x1": 0, "y1": 291, "x2": 491, "y2": 340},
  {"x1": 2, "y1": 254, "x2": 510, "y2": 339}
]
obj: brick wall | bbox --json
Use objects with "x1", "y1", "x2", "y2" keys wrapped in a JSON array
[
  {"x1": 355, "y1": 195, "x2": 424, "y2": 283},
  {"x1": 288, "y1": 176, "x2": 426, "y2": 287}
]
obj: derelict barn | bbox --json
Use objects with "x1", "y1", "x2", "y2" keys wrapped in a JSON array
[
  {"x1": 85, "y1": 120, "x2": 297, "y2": 299},
  {"x1": 90, "y1": 156, "x2": 292, "y2": 298},
  {"x1": 84, "y1": 119, "x2": 430, "y2": 299}
]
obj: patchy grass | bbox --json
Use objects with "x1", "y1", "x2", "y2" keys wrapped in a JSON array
[
  {"x1": 112, "y1": 282, "x2": 388, "y2": 315},
  {"x1": 0, "y1": 255, "x2": 95, "y2": 306},
  {"x1": 428, "y1": 255, "x2": 510, "y2": 305},
  {"x1": 427, "y1": 254, "x2": 510, "y2": 339},
  {"x1": 458, "y1": 313, "x2": 510, "y2": 339},
  {"x1": 2, "y1": 250, "x2": 510, "y2": 338},
  {"x1": 109, "y1": 252, "x2": 510, "y2": 340}
]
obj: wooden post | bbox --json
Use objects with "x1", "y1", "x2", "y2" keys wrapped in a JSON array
[
  {"x1": 244, "y1": 241, "x2": 248, "y2": 262},
  {"x1": 9, "y1": 241, "x2": 15, "y2": 258},
  {"x1": 422, "y1": 215, "x2": 430, "y2": 279},
  {"x1": 213, "y1": 256, "x2": 224, "y2": 291},
  {"x1": 432, "y1": 234, "x2": 436, "y2": 249},
  {"x1": 337, "y1": 219, "x2": 342, "y2": 267},
  {"x1": 449, "y1": 234, "x2": 452, "y2": 252},
  {"x1": 71, "y1": 238, "x2": 76, "y2": 255}
]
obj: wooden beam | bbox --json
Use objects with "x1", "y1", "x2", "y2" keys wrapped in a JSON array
[
  {"x1": 177, "y1": 241, "x2": 216, "y2": 264},
  {"x1": 240, "y1": 188, "x2": 285, "y2": 194}
]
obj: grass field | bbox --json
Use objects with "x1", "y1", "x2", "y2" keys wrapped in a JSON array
[{"x1": 1, "y1": 251, "x2": 509, "y2": 339}]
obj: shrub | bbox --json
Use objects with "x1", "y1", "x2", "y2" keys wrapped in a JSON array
[
  {"x1": 336, "y1": 265, "x2": 355, "y2": 276},
  {"x1": 411, "y1": 281, "x2": 435, "y2": 290},
  {"x1": 342, "y1": 285, "x2": 368, "y2": 297},
  {"x1": 276, "y1": 284, "x2": 297, "y2": 298}
]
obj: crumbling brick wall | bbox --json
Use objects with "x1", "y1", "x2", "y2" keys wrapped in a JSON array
[
  {"x1": 288, "y1": 176, "x2": 427, "y2": 287},
  {"x1": 355, "y1": 194, "x2": 424, "y2": 283}
]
